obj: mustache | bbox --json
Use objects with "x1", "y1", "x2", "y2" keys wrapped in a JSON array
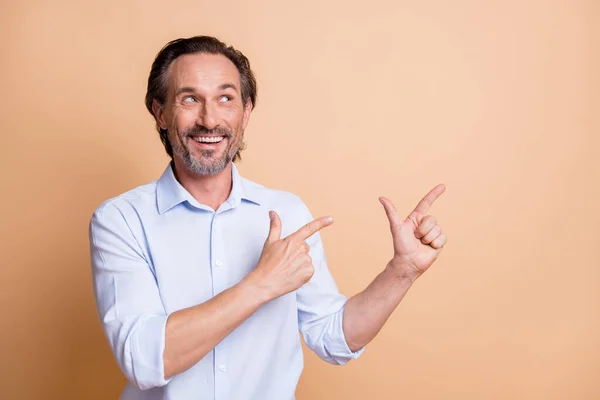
[{"x1": 182, "y1": 125, "x2": 233, "y2": 138}]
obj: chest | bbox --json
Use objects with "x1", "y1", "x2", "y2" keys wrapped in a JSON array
[{"x1": 143, "y1": 206, "x2": 270, "y2": 313}]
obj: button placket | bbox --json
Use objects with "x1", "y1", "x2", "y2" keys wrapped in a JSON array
[{"x1": 211, "y1": 212, "x2": 231, "y2": 399}]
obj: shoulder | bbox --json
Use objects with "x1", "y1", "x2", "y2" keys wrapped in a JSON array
[
  {"x1": 242, "y1": 177, "x2": 308, "y2": 210},
  {"x1": 241, "y1": 177, "x2": 315, "y2": 236},
  {"x1": 91, "y1": 180, "x2": 158, "y2": 224}
]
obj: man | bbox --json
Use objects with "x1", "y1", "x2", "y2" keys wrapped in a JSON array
[{"x1": 89, "y1": 36, "x2": 447, "y2": 400}]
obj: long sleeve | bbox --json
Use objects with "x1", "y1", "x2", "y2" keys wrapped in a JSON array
[
  {"x1": 89, "y1": 203, "x2": 171, "y2": 389},
  {"x1": 295, "y1": 203, "x2": 366, "y2": 365}
]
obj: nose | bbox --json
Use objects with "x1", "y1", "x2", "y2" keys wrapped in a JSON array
[{"x1": 196, "y1": 101, "x2": 218, "y2": 130}]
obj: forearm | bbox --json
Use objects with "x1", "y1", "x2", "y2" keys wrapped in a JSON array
[
  {"x1": 163, "y1": 279, "x2": 267, "y2": 379},
  {"x1": 342, "y1": 262, "x2": 417, "y2": 352},
  {"x1": 163, "y1": 210, "x2": 334, "y2": 379}
]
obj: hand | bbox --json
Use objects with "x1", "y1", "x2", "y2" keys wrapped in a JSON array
[
  {"x1": 247, "y1": 211, "x2": 334, "y2": 301},
  {"x1": 379, "y1": 184, "x2": 447, "y2": 280}
]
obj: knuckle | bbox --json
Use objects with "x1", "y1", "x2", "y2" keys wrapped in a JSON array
[
  {"x1": 423, "y1": 216, "x2": 435, "y2": 229},
  {"x1": 433, "y1": 234, "x2": 447, "y2": 248},
  {"x1": 304, "y1": 263, "x2": 315, "y2": 279},
  {"x1": 425, "y1": 225, "x2": 439, "y2": 238},
  {"x1": 292, "y1": 237, "x2": 304, "y2": 249},
  {"x1": 300, "y1": 255, "x2": 312, "y2": 269}
]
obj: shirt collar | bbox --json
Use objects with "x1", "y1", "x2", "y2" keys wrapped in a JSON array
[{"x1": 157, "y1": 162, "x2": 260, "y2": 214}]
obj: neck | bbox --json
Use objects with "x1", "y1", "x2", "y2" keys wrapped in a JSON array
[{"x1": 172, "y1": 159, "x2": 234, "y2": 211}]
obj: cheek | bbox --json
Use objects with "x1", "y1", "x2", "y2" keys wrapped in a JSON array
[
  {"x1": 231, "y1": 112, "x2": 247, "y2": 133},
  {"x1": 221, "y1": 103, "x2": 244, "y2": 122},
  {"x1": 171, "y1": 107, "x2": 196, "y2": 130}
]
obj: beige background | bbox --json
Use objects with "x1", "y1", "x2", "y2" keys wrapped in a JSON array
[{"x1": 1, "y1": 0, "x2": 598, "y2": 399}]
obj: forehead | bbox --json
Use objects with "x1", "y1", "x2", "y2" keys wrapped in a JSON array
[{"x1": 167, "y1": 53, "x2": 241, "y2": 92}]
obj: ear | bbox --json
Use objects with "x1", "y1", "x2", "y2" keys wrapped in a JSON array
[
  {"x1": 241, "y1": 98, "x2": 253, "y2": 131},
  {"x1": 151, "y1": 99, "x2": 168, "y2": 130}
]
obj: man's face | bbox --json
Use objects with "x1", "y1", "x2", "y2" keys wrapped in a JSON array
[{"x1": 154, "y1": 53, "x2": 252, "y2": 176}]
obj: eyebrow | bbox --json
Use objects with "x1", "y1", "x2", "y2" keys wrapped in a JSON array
[
  {"x1": 175, "y1": 87, "x2": 197, "y2": 96},
  {"x1": 218, "y1": 83, "x2": 238, "y2": 91},
  {"x1": 175, "y1": 83, "x2": 239, "y2": 96}
]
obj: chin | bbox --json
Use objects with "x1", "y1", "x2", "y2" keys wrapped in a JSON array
[{"x1": 186, "y1": 157, "x2": 231, "y2": 176}]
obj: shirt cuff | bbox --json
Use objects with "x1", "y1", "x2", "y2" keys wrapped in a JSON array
[
  {"x1": 326, "y1": 306, "x2": 366, "y2": 365},
  {"x1": 130, "y1": 314, "x2": 172, "y2": 389}
]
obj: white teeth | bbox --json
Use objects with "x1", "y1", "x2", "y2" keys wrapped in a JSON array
[{"x1": 193, "y1": 136, "x2": 224, "y2": 143}]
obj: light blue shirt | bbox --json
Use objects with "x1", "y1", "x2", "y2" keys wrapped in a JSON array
[{"x1": 89, "y1": 162, "x2": 364, "y2": 400}]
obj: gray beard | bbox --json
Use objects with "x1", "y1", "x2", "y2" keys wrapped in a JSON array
[{"x1": 173, "y1": 136, "x2": 240, "y2": 176}]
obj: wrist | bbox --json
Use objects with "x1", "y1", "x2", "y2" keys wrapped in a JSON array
[
  {"x1": 239, "y1": 273, "x2": 274, "y2": 306},
  {"x1": 385, "y1": 259, "x2": 421, "y2": 285}
]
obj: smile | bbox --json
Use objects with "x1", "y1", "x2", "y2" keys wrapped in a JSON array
[{"x1": 192, "y1": 136, "x2": 225, "y2": 143}]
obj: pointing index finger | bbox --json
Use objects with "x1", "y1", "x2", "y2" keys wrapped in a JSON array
[
  {"x1": 290, "y1": 216, "x2": 334, "y2": 241},
  {"x1": 412, "y1": 184, "x2": 446, "y2": 215}
]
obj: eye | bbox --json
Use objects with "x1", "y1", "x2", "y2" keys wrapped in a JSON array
[
  {"x1": 183, "y1": 96, "x2": 197, "y2": 103},
  {"x1": 218, "y1": 95, "x2": 232, "y2": 103}
]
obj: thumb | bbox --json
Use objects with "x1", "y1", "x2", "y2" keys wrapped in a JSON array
[
  {"x1": 379, "y1": 197, "x2": 402, "y2": 234},
  {"x1": 265, "y1": 210, "x2": 282, "y2": 244}
]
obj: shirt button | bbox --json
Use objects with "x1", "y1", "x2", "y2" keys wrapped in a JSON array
[
  {"x1": 215, "y1": 260, "x2": 222, "y2": 267},
  {"x1": 218, "y1": 364, "x2": 227, "y2": 372}
]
